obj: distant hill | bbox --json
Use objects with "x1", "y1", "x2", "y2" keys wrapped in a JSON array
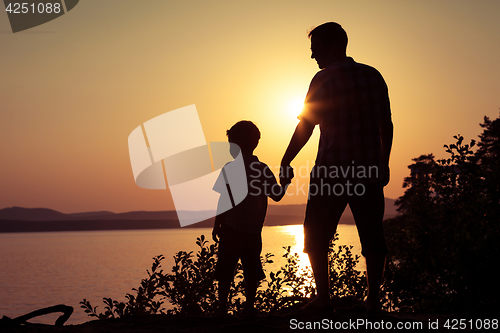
[
  {"x1": 0, "y1": 206, "x2": 179, "y2": 221},
  {"x1": 0, "y1": 199, "x2": 399, "y2": 233},
  {"x1": 0, "y1": 207, "x2": 69, "y2": 221}
]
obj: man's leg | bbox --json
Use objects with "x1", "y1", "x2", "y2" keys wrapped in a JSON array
[
  {"x1": 308, "y1": 250, "x2": 331, "y2": 306},
  {"x1": 349, "y1": 184, "x2": 388, "y2": 312},
  {"x1": 303, "y1": 178, "x2": 347, "y2": 307},
  {"x1": 365, "y1": 254, "x2": 385, "y2": 312}
]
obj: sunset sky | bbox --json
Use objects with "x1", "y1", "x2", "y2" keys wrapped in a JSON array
[{"x1": 1, "y1": 0, "x2": 499, "y2": 214}]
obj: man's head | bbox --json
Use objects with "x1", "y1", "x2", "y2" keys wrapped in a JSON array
[
  {"x1": 226, "y1": 120, "x2": 261, "y2": 156},
  {"x1": 308, "y1": 22, "x2": 348, "y2": 69}
]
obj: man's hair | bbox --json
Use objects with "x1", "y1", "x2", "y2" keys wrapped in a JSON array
[
  {"x1": 226, "y1": 120, "x2": 261, "y2": 152},
  {"x1": 308, "y1": 22, "x2": 348, "y2": 52}
]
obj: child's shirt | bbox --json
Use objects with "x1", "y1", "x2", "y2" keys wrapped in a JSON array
[{"x1": 213, "y1": 155, "x2": 280, "y2": 233}]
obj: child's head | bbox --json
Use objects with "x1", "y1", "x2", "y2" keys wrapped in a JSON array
[{"x1": 226, "y1": 120, "x2": 261, "y2": 155}]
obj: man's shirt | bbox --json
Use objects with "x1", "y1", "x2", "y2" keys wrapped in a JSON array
[{"x1": 299, "y1": 57, "x2": 392, "y2": 184}]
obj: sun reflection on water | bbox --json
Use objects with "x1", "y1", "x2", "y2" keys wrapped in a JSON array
[
  {"x1": 280, "y1": 225, "x2": 311, "y2": 270},
  {"x1": 264, "y1": 224, "x2": 365, "y2": 273},
  {"x1": 268, "y1": 225, "x2": 315, "y2": 293}
]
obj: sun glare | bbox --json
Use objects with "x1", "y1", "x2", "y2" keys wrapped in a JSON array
[{"x1": 286, "y1": 96, "x2": 305, "y2": 119}]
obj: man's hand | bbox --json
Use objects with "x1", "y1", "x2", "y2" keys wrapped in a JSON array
[
  {"x1": 280, "y1": 165, "x2": 294, "y2": 185},
  {"x1": 381, "y1": 163, "x2": 390, "y2": 187}
]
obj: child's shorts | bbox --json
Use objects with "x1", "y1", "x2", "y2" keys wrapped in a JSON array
[{"x1": 214, "y1": 224, "x2": 266, "y2": 283}]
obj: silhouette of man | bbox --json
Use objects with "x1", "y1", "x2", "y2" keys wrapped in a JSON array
[{"x1": 280, "y1": 22, "x2": 393, "y2": 313}]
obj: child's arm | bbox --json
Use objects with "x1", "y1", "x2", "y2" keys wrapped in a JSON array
[
  {"x1": 212, "y1": 212, "x2": 224, "y2": 243},
  {"x1": 213, "y1": 191, "x2": 231, "y2": 243},
  {"x1": 212, "y1": 166, "x2": 231, "y2": 243},
  {"x1": 212, "y1": 193, "x2": 224, "y2": 243}
]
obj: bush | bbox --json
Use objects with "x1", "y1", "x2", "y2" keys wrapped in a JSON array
[
  {"x1": 383, "y1": 113, "x2": 500, "y2": 314},
  {"x1": 81, "y1": 234, "x2": 367, "y2": 318}
]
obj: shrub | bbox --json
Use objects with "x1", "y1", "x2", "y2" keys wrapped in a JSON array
[
  {"x1": 81, "y1": 234, "x2": 367, "y2": 318},
  {"x1": 383, "y1": 113, "x2": 500, "y2": 314}
]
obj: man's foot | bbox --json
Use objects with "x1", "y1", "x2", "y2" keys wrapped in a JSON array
[
  {"x1": 364, "y1": 297, "x2": 381, "y2": 314},
  {"x1": 299, "y1": 296, "x2": 331, "y2": 313}
]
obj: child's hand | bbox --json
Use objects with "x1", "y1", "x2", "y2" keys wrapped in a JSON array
[
  {"x1": 212, "y1": 225, "x2": 221, "y2": 243},
  {"x1": 279, "y1": 165, "x2": 294, "y2": 185}
]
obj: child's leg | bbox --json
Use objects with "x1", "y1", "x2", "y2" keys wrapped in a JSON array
[
  {"x1": 214, "y1": 225, "x2": 239, "y2": 316},
  {"x1": 240, "y1": 232, "x2": 265, "y2": 315},
  {"x1": 217, "y1": 278, "x2": 232, "y2": 315}
]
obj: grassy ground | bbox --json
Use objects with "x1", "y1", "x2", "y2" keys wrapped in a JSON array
[{"x1": 1, "y1": 308, "x2": 479, "y2": 333}]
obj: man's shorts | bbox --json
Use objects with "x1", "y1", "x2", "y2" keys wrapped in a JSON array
[
  {"x1": 214, "y1": 224, "x2": 266, "y2": 283},
  {"x1": 303, "y1": 177, "x2": 389, "y2": 257}
]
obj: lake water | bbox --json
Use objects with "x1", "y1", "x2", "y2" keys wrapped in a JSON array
[{"x1": 0, "y1": 225, "x2": 362, "y2": 325}]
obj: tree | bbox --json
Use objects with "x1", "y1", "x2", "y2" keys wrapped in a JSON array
[
  {"x1": 383, "y1": 112, "x2": 500, "y2": 314},
  {"x1": 476, "y1": 113, "x2": 500, "y2": 224},
  {"x1": 394, "y1": 153, "x2": 435, "y2": 214}
]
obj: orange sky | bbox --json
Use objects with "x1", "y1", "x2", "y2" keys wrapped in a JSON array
[{"x1": 1, "y1": 0, "x2": 499, "y2": 213}]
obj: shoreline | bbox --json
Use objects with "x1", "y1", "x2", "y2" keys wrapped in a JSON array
[{"x1": 0, "y1": 215, "x2": 359, "y2": 234}]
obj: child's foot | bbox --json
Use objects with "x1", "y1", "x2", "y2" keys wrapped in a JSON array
[
  {"x1": 214, "y1": 307, "x2": 228, "y2": 318},
  {"x1": 241, "y1": 306, "x2": 258, "y2": 319}
]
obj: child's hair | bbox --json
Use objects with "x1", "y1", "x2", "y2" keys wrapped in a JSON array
[{"x1": 226, "y1": 120, "x2": 261, "y2": 152}]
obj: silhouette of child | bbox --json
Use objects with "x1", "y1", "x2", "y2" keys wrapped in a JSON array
[{"x1": 212, "y1": 120, "x2": 291, "y2": 317}]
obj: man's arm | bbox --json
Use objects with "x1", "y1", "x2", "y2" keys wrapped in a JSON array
[
  {"x1": 380, "y1": 114, "x2": 393, "y2": 186},
  {"x1": 380, "y1": 117, "x2": 393, "y2": 166},
  {"x1": 280, "y1": 119, "x2": 315, "y2": 183}
]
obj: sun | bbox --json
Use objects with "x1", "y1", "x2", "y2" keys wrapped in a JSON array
[{"x1": 286, "y1": 96, "x2": 305, "y2": 119}]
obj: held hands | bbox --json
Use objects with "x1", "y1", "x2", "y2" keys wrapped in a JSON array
[{"x1": 279, "y1": 165, "x2": 294, "y2": 185}]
